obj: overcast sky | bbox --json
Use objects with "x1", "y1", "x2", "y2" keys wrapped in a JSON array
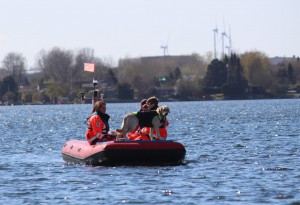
[{"x1": 0, "y1": 0, "x2": 299, "y2": 69}]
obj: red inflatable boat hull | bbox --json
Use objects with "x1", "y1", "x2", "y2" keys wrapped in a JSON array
[{"x1": 62, "y1": 139, "x2": 186, "y2": 166}]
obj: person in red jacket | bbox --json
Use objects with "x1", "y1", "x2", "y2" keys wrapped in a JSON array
[{"x1": 85, "y1": 100, "x2": 116, "y2": 145}]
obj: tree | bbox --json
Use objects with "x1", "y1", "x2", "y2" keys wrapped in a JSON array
[
  {"x1": 287, "y1": 63, "x2": 296, "y2": 84},
  {"x1": 73, "y1": 48, "x2": 96, "y2": 82},
  {"x1": 202, "y1": 59, "x2": 227, "y2": 94},
  {"x1": 116, "y1": 83, "x2": 134, "y2": 99},
  {"x1": 107, "y1": 68, "x2": 118, "y2": 86},
  {"x1": 2, "y1": 52, "x2": 26, "y2": 86},
  {"x1": 36, "y1": 47, "x2": 73, "y2": 84},
  {"x1": 43, "y1": 80, "x2": 64, "y2": 103},
  {"x1": 175, "y1": 78, "x2": 202, "y2": 99},
  {"x1": 0, "y1": 75, "x2": 18, "y2": 103},
  {"x1": 223, "y1": 54, "x2": 248, "y2": 99},
  {"x1": 276, "y1": 63, "x2": 291, "y2": 87},
  {"x1": 163, "y1": 67, "x2": 182, "y2": 87},
  {"x1": 178, "y1": 53, "x2": 206, "y2": 78},
  {"x1": 117, "y1": 60, "x2": 151, "y2": 98},
  {"x1": 36, "y1": 47, "x2": 74, "y2": 99},
  {"x1": 3, "y1": 92, "x2": 16, "y2": 104},
  {"x1": 240, "y1": 51, "x2": 272, "y2": 88}
]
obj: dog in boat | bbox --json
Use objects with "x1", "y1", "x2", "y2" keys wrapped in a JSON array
[{"x1": 116, "y1": 105, "x2": 170, "y2": 140}]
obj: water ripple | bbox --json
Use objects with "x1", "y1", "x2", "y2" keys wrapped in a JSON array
[{"x1": 0, "y1": 100, "x2": 300, "y2": 204}]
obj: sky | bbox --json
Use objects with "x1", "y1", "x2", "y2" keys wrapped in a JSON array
[{"x1": 0, "y1": 0, "x2": 299, "y2": 69}]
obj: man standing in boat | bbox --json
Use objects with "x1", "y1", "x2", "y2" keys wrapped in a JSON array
[{"x1": 85, "y1": 100, "x2": 116, "y2": 145}]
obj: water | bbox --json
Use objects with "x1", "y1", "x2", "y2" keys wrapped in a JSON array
[{"x1": 0, "y1": 99, "x2": 300, "y2": 205}]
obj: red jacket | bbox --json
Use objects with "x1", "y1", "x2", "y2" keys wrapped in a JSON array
[{"x1": 85, "y1": 112, "x2": 114, "y2": 145}]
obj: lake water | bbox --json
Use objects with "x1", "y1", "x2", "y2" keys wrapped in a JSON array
[{"x1": 0, "y1": 99, "x2": 300, "y2": 205}]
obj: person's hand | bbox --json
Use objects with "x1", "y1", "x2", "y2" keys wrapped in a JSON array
[{"x1": 108, "y1": 130, "x2": 117, "y2": 137}]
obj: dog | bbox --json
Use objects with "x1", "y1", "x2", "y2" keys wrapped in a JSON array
[{"x1": 116, "y1": 105, "x2": 170, "y2": 140}]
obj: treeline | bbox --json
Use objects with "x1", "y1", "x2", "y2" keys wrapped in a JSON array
[
  {"x1": 0, "y1": 47, "x2": 300, "y2": 104},
  {"x1": 203, "y1": 53, "x2": 300, "y2": 99}
]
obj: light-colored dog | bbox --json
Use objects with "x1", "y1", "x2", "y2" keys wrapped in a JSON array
[{"x1": 116, "y1": 105, "x2": 170, "y2": 140}]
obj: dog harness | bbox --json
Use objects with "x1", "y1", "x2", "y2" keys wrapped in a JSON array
[{"x1": 133, "y1": 110, "x2": 157, "y2": 128}]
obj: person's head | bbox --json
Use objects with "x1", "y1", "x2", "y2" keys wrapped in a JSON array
[
  {"x1": 141, "y1": 104, "x2": 148, "y2": 111},
  {"x1": 141, "y1": 99, "x2": 147, "y2": 106},
  {"x1": 140, "y1": 99, "x2": 148, "y2": 110},
  {"x1": 146, "y1": 96, "x2": 159, "y2": 110},
  {"x1": 92, "y1": 100, "x2": 106, "y2": 114}
]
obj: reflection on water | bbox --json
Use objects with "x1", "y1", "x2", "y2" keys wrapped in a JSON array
[{"x1": 0, "y1": 99, "x2": 300, "y2": 204}]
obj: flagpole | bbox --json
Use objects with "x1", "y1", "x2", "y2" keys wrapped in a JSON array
[
  {"x1": 92, "y1": 77, "x2": 98, "y2": 109},
  {"x1": 83, "y1": 63, "x2": 96, "y2": 111},
  {"x1": 91, "y1": 64, "x2": 97, "y2": 110}
]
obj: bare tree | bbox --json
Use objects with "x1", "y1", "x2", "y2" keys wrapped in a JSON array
[
  {"x1": 74, "y1": 48, "x2": 112, "y2": 80},
  {"x1": 2, "y1": 52, "x2": 26, "y2": 85},
  {"x1": 36, "y1": 47, "x2": 73, "y2": 83},
  {"x1": 74, "y1": 48, "x2": 95, "y2": 82}
]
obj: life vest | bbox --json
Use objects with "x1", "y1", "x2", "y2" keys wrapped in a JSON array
[
  {"x1": 159, "y1": 116, "x2": 169, "y2": 128},
  {"x1": 85, "y1": 111, "x2": 113, "y2": 145},
  {"x1": 134, "y1": 110, "x2": 158, "y2": 128},
  {"x1": 130, "y1": 117, "x2": 169, "y2": 140},
  {"x1": 127, "y1": 132, "x2": 152, "y2": 141}
]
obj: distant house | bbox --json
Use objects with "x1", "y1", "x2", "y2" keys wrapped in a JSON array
[
  {"x1": 269, "y1": 56, "x2": 300, "y2": 65},
  {"x1": 37, "y1": 82, "x2": 46, "y2": 91},
  {"x1": 80, "y1": 81, "x2": 117, "y2": 102},
  {"x1": 57, "y1": 96, "x2": 69, "y2": 104},
  {"x1": 118, "y1": 55, "x2": 203, "y2": 68},
  {"x1": 155, "y1": 86, "x2": 176, "y2": 98},
  {"x1": 81, "y1": 81, "x2": 107, "y2": 90}
]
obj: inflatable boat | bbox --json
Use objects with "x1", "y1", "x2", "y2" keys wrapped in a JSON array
[{"x1": 62, "y1": 139, "x2": 186, "y2": 166}]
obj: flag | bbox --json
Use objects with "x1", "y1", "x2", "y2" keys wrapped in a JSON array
[{"x1": 84, "y1": 63, "x2": 95, "y2": 72}]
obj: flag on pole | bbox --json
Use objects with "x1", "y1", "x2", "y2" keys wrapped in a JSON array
[{"x1": 84, "y1": 63, "x2": 95, "y2": 72}]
